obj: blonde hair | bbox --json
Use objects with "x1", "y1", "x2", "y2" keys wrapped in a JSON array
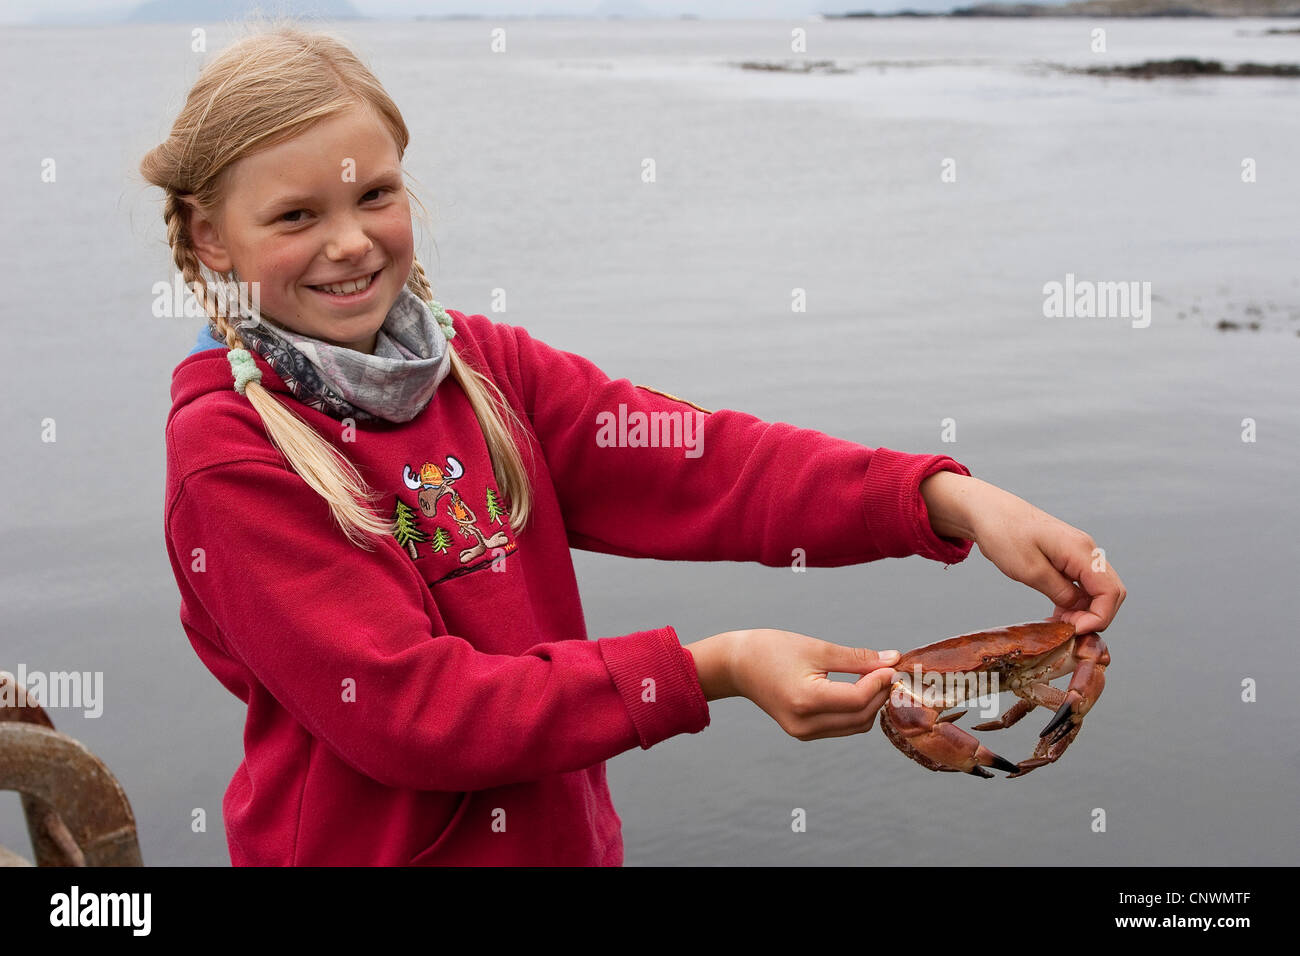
[{"x1": 140, "y1": 20, "x2": 533, "y2": 549}]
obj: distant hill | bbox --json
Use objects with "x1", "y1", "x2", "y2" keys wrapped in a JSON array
[
  {"x1": 949, "y1": 0, "x2": 1300, "y2": 15},
  {"x1": 125, "y1": 0, "x2": 362, "y2": 22}
]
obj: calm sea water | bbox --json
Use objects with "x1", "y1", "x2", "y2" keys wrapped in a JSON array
[{"x1": 1, "y1": 18, "x2": 1297, "y2": 866}]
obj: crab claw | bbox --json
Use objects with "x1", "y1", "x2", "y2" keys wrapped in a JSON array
[
  {"x1": 1040, "y1": 697, "x2": 1077, "y2": 739},
  {"x1": 987, "y1": 752, "x2": 1020, "y2": 773},
  {"x1": 880, "y1": 693, "x2": 1022, "y2": 777},
  {"x1": 1037, "y1": 632, "x2": 1109, "y2": 743}
]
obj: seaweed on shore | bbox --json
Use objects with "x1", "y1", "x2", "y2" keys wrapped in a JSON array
[
  {"x1": 736, "y1": 60, "x2": 852, "y2": 74},
  {"x1": 1077, "y1": 57, "x2": 1300, "y2": 77}
]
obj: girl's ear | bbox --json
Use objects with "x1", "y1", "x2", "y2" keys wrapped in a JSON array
[{"x1": 181, "y1": 195, "x2": 234, "y2": 274}]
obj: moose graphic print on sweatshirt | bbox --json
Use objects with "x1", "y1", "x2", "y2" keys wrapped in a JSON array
[{"x1": 392, "y1": 456, "x2": 515, "y2": 584}]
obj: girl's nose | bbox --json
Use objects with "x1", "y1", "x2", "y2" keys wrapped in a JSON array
[{"x1": 325, "y1": 221, "x2": 374, "y2": 261}]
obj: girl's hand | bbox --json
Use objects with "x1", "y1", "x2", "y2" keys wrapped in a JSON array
[
  {"x1": 723, "y1": 629, "x2": 899, "y2": 741},
  {"x1": 921, "y1": 473, "x2": 1127, "y2": 635}
]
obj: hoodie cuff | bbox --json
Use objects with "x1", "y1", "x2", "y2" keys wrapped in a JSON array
[
  {"x1": 598, "y1": 626, "x2": 710, "y2": 749},
  {"x1": 861, "y1": 448, "x2": 975, "y2": 564}
]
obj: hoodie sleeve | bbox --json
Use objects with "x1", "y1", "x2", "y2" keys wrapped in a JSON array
[
  {"x1": 165, "y1": 458, "x2": 709, "y2": 793},
  {"x1": 496, "y1": 321, "x2": 973, "y2": 568}
]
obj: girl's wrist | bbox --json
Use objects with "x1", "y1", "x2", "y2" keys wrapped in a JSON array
[
  {"x1": 685, "y1": 631, "x2": 741, "y2": 701},
  {"x1": 920, "y1": 471, "x2": 982, "y2": 542}
]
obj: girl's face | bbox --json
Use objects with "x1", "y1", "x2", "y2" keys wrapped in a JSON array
[{"x1": 188, "y1": 104, "x2": 414, "y2": 354}]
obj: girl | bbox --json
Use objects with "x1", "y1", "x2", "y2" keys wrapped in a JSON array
[{"x1": 144, "y1": 25, "x2": 1124, "y2": 866}]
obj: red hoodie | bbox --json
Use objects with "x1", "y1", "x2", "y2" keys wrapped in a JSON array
[{"x1": 163, "y1": 308, "x2": 973, "y2": 866}]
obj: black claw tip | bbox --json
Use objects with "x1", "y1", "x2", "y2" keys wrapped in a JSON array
[
  {"x1": 1040, "y1": 699, "x2": 1074, "y2": 739},
  {"x1": 967, "y1": 766, "x2": 994, "y2": 778},
  {"x1": 989, "y1": 753, "x2": 1019, "y2": 773}
]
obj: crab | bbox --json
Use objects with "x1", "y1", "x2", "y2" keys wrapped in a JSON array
[{"x1": 878, "y1": 620, "x2": 1109, "y2": 778}]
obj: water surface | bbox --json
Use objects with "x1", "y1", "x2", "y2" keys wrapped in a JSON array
[{"x1": 1, "y1": 17, "x2": 1296, "y2": 865}]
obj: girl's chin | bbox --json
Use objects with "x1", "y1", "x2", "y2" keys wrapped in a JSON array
[{"x1": 316, "y1": 324, "x2": 382, "y2": 351}]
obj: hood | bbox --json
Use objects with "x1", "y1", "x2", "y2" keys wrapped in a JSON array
[{"x1": 169, "y1": 327, "x2": 291, "y2": 415}]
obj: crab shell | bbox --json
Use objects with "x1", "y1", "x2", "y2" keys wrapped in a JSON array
[{"x1": 894, "y1": 620, "x2": 1077, "y2": 677}]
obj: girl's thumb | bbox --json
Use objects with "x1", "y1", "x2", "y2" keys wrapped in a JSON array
[{"x1": 822, "y1": 642, "x2": 900, "y2": 674}]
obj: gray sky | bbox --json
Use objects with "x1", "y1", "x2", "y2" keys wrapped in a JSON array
[{"x1": 1, "y1": 0, "x2": 989, "y2": 26}]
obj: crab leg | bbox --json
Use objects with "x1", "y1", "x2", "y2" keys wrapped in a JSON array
[
  {"x1": 971, "y1": 698, "x2": 1034, "y2": 732},
  {"x1": 973, "y1": 682, "x2": 1067, "y2": 731}
]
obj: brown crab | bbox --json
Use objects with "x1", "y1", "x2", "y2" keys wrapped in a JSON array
[{"x1": 879, "y1": 620, "x2": 1109, "y2": 778}]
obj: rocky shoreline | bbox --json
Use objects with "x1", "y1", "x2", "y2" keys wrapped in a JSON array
[
  {"x1": 1077, "y1": 57, "x2": 1300, "y2": 74},
  {"x1": 832, "y1": 0, "x2": 1300, "y2": 16},
  {"x1": 734, "y1": 57, "x2": 1300, "y2": 77}
]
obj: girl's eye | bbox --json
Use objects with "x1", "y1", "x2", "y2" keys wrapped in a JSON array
[{"x1": 279, "y1": 189, "x2": 389, "y2": 224}]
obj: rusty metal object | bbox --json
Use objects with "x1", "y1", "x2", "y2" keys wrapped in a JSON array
[{"x1": 0, "y1": 671, "x2": 142, "y2": 866}]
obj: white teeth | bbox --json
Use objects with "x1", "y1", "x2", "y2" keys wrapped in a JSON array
[{"x1": 315, "y1": 273, "x2": 373, "y2": 295}]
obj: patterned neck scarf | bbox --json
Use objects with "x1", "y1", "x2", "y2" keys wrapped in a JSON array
[{"x1": 232, "y1": 286, "x2": 453, "y2": 424}]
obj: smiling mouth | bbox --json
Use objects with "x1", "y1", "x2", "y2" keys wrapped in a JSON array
[{"x1": 308, "y1": 269, "x2": 381, "y2": 296}]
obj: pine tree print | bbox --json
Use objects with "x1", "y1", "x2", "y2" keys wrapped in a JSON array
[
  {"x1": 392, "y1": 499, "x2": 430, "y2": 560},
  {"x1": 485, "y1": 488, "x2": 507, "y2": 525},
  {"x1": 429, "y1": 526, "x2": 453, "y2": 554}
]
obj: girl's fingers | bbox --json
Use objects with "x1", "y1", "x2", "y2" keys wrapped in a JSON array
[
  {"x1": 795, "y1": 685, "x2": 894, "y2": 739},
  {"x1": 1050, "y1": 590, "x2": 1092, "y2": 620},
  {"x1": 1057, "y1": 561, "x2": 1125, "y2": 634},
  {"x1": 801, "y1": 667, "x2": 897, "y2": 715},
  {"x1": 1064, "y1": 583, "x2": 1123, "y2": 635},
  {"x1": 1024, "y1": 557, "x2": 1088, "y2": 612}
]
